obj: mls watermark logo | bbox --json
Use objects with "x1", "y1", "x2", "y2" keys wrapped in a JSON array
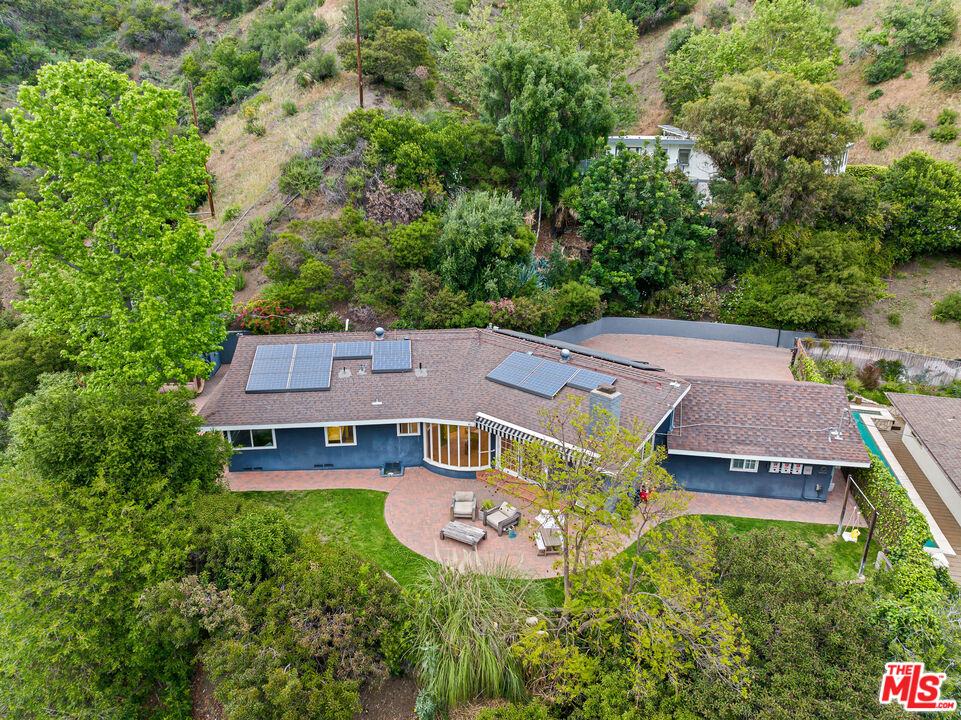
[{"x1": 879, "y1": 663, "x2": 957, "y2": 712}]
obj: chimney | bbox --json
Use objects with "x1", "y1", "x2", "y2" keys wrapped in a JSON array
[{"x1": 589, "y1": 384, "x2": 621, "y2": 432}]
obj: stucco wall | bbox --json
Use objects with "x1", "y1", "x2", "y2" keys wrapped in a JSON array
[
  {"x1": 229, "y1": 423, "x2": 424, "y2": 472},
  {"x1": 664, "y1": 454, "x2": 833, "y2": 501},
  {"x1": 901, "y1": 429, "x2": 961, "y2": 527}
]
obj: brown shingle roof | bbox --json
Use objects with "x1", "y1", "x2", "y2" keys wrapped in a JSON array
[
  {"x1": 199, "y1": 328, "x2": 689, "y2": 436},
  {"x1": 887, "y1": 393, "x2": 961, "y2": 495},
  {"x1": 666, "y1": 377, "x2": 870, "y2": 466}
]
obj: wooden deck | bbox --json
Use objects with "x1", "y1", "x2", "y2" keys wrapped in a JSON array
[{"x1": 880, "y1": 429, "x2": 961, "y2": 583}]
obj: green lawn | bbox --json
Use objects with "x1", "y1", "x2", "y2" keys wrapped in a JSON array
[
  {"x1": 244, "y1": 488, "x2": 433, "y2": 586},
  {"x1": 243, "y1": 490, "x2": 879, "y2": 593}
]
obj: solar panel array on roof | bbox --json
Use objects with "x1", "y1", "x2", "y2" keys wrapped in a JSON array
[
  {"x1": 246, "y1": 343, "x2": 333, "y2": 393},
  {"x1": 371, "y1": 339, "x2": 412, "y2": 373},
  {"x1": 485, "y1": 351, "x2": 617, "y2": 398}
]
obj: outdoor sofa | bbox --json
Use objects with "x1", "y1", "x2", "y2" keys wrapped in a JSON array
[{"x1": 482, "y1": 502, "x2": 521, "y2": 536}]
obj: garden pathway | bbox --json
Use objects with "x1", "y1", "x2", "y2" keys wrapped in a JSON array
[{"x1": 227, "y1": 467, "x2": 854, "y2": 579}]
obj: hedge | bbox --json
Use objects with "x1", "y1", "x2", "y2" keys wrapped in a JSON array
[{"x1": 793, "y1": 355, "x2": 828, "y2": 383}]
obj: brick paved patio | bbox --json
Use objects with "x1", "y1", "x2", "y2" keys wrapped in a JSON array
[{"x1": 226, "y1": 467, "x2": 854, "y2": 579}]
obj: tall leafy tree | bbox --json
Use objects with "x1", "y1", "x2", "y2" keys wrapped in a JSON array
[
  {"x1": 878, "y1": 151, "x2": 961, "y2": 262},
  {"x1": 659, "y1": 0, "x2": 841, "y2": 113},
  {"x1": 0, "y1": 60, "x2": 233, "y2": 388},
  {"x1": 578, "y1": 146, "x2": 716, "y2": 305},
  {"x1": 681, "y1": 70, "x2": 860, "y2": 241},
  {"x1": 481, "y1": 41, "x2": 615, "y2": 205}
]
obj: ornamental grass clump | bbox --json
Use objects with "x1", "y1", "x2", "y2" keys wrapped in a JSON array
[{"x1": 412, "y1": 559, "x2": 545, "y2": 709}]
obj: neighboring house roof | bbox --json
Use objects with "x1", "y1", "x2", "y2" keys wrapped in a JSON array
[
  {"x1": 887, "y1": 393, "x2": 961, "y2": 495},
  {"x1": 657, "y1": 124, "x2": 691, "y2": 138},
  {"x1": 199, "y1": 328, "x2": 690, "y2": 438},
  {"x1": 666, "y1": 377, "x2": 871, "y2": 466}
]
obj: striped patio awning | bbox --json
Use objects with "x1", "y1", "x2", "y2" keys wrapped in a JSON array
[{"x1": 474, "y1": 415, "x2": 538, "y2": 443}]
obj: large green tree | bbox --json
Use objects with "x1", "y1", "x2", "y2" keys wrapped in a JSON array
[
  {"x1": 578, "y1": 146, "x2": 716, "y2": 305},
  {"x1": 681, "y1": 70, "x2": 860, "y2": 241},
  {"x1": 0, "y1": 60, "x2": 233, "y2": 388},
  {"x1": 877, "y1": 151, "x2": 961, "y2": 261},
  {"x1": 0, "y1": 374, "x2": 233, "y2": 718},
  {"x1": 481, "y1": 41, "x2": 615, "y2": 205},
  {"x1": 659, "y1": 0, "x2": 841, "y2": 113},
  {"x1": 437, "y1": 190, "x2": 535, "y2": 301}
]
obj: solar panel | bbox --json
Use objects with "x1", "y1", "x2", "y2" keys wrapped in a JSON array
[
  {"x1": 486, "y1": 351, "x2": 618, "y2": 398},
  {"x1": 566, "y1": 368, "x2": 618, "y2": 391},
  {"x1": 246, "y1": 372, "x2": 290, "y2": 393},
  {"x1": 287, "y1": 354, "x2": 333, "y2": 390},
  {"x1": 253, "y1": 345, "x2": 295, "y2": 360},
  {"x1": 371, "y1": 339, "x2": 412, "y2": 373},
  {"x1": 333, "y1": 341, "x2": 372, "y2": 359},
  {"x1": 295, "y1": 342, "x2": 334, "y2": 357},
  {"x1": 518, "y1": 373, "x2": 568, "y2": 398}
]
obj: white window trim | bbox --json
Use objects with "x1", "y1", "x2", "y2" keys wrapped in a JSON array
[
  {"x1": 226, "y1": 428, "x2": 277, "y2": 451},
  {"x1": 325, "y1": 425, "x2": 358, "y2": 447},
  {"x1": 422, "y1": 421, "x2": 492, "y2": 472},
  {"x1": 729, "y1": 457, "x2": 759, "y2": 473},
  {"x1": 396, "y1": 422, "x2": 420, "y2": 437}
]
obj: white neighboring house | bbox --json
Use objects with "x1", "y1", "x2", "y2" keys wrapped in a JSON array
[{"x1": 605, "y1": 125, "x2": 854, "y2": 198}]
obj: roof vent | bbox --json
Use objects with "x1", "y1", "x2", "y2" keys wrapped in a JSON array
[
  {"x1": 374, "y1": 327, "x2": 385, "y2": 339},
  {"x1": 560, "y1": 348, "x2": 571, "y2": 362}
]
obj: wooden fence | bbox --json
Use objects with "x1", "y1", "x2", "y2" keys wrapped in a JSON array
[{"x1": 801, "y1": 339, "x2": 961, "y2": 386}]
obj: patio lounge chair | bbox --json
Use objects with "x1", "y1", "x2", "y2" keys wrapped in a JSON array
[
  {"x1": 482, "y1": 502, "x2": 521, "y2": 536},
  {"x1": 450, "y1": 491, "x2": 477, "y2": 521}
]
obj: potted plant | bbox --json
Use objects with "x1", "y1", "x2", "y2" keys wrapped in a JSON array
[{"x1": 481, "y1": 499, "x2": 495, "y2": 512}]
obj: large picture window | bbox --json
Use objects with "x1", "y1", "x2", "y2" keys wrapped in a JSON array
[
  {"x1": 325, "y1": 425, "x2": 356, "y2": 446},
  {"x1": 424, "y1": 423, "x2": 492, "y2": 469},
  {"x1": 225, "y1": 428, "x2": 275, "y2": 450}
]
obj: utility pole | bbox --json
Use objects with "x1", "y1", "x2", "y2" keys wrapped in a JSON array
[
  {"x1": 187, "y1": 81, "x2": 216, "y2": 218},
  {"x1": 354, "y1": 0, "x2": 364, "y2": 108}
]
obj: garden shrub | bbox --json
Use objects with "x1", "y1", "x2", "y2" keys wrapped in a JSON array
[
  {"x1": 339, "y1": 26, "x2": 436, "y2": 103},
  {"x1": 235, "y1": 217, "x2": 275, "y2": 261},
  {"x1": 204, "y1": 539, "x2": 407, "y2": 720},
  {"x1": 278, "y1": 155, "x2": 323, "y2": 196},
  {"x1": 933, "y1": 290, "x2": 961, "y2": 322},
  {"x1": 298, "y1": 49, "x2": 339, "y2": 86},
  {"x1": 910, "y1": 118, "x2": 926, "y2": 133},
  {"x1": 857, "y1": 361, "x2": 883, "y2": 389},
  {"x1": 554, "y1": 281, "x2": 604, "y2": 328},
  {"x1": 290, "y1": 310, "x2": 343, "y2": 332},
  {"x1": 611, "y1": 0, "x2": 697, "y2": 32},
  {"x1": 389, "y1": 213, "x2": 440, "y2": 268},
  {"x1": 282, "y1": 99, "x2": 298, "y2": 116},
  {"x1": 930, "y1": 123, "x2": 959, "y2": 142},
  {"x1": 181, "y1": 38, "x2": 263, "y2": 118},
  {"x1": 264, "y1": 234, "x2": 306, "y2": 282},
  {"x1": 341, "y1": 0, "x2": 426, "y2": 39},
  {"x1": 246, "y1": 0, "x2": 327, "y2": 67},
  {"x1": 233, "y1": 299, "x2": 292, "y2": 334},
  {"x1": 879, "y1": 151, "x2": 961, "y2": 261},
  {"x1": 930, "y1": 53, "x2": 961, "y2": 89},
  {"x1": 882, "y1": 0, "x2": 957, "y2": 55},
  {"x1": 86, "y1": 44, "x2": 137, "y2": 71},
  {"x1": 869, "y1": 134, "x2": 889, "y2": 150},
  {"x1": 844, "y1": 164, "x2": 888, "y2": 180},
  {"x1": 882, "y1": 103, "x2": 909, "y2": 130},
  {"x1": 120, "y1": 0, "x2": 193, "y2": 54},
  {"x1": 705, "y1": 1, "x2": 730, "y2": 28},
  {"x1": 208, "y1": 506, "x2": 299, "y2": 592},
  {"x1": 938, "y1": 108, "x2": 959, "y2": 126},
  {"x1": 864, "y1": 47, "x2": 904, "y2": 84},
  {"x1": 664, "y1": 23, "x2": 695, "y2": 55}
]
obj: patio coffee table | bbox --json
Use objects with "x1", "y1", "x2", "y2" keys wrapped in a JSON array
[{"x1": 440, "y1": 521, "x2": 487, "y2": 549}]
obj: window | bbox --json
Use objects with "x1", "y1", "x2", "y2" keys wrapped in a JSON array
[
  {"x1": 397, "y1": 422, "x2": 420, "y2": 437},
  {"x1": 677, "y1": 148, "x2": 691, "y2": 168},
  {"x1": 325, "y1": 425, "x2": 356, "y2": 446},
  {"x1": 225, "y1": 428, "x2": 275, "y2": 450},
  {"x1": 730, "y1": 458, "x2": 758, "y2": 472},
  {"x1": 423, "y1": 423, "x2": 492, "y2": 469}
]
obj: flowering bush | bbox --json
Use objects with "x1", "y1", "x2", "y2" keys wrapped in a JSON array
[{"x1": 233, "y1": 300, "x2": 292, "y2": 334}]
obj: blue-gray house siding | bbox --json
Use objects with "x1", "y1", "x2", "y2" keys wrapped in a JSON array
[
  {"x1": 229, "y1": 424, "x2": 424, "y2": 472},
  {"x1": 663, "y1": 454, "x2": 833, "y2": 502}
]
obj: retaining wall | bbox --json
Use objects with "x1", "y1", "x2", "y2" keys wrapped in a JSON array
[{"x1": 549, "y1": 317, "x2": 814, "y2": 349}]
